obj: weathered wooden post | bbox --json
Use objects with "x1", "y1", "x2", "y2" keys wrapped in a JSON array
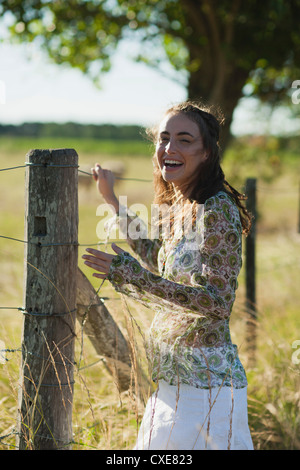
[
  {"x1": 245, "y1": 178, "x2": 257, "y2": 367},
  {"x1": 17, "y1": 149, "x2": 78, "y2": 450}
]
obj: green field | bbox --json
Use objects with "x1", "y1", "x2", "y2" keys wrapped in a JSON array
[{"x1": 0, "y1": 135, "x2": 299, "y2": 450}]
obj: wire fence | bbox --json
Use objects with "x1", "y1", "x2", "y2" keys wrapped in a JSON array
[
  {"x1": 0, "y1": 158, "x2": 299, "y2": 449},
  {"x1": 0, "y1": 159, "x2": 299, "y2": 315},
  {"x1": 0, "y1": 160, "x2": 299, "y2": 294},
  {"x1": 0, "y1": 159, "x2": 154, "y2": 448},
  {"x1": 0, "y1": 161, "x2": 152, "y2": 181}
]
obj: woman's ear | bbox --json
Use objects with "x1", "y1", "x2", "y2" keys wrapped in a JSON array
[{"x1": 202, "y1": 150, "x2": 209, "y2": 161}]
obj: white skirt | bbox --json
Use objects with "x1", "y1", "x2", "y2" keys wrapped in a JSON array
[{"x1": 134, "y1": 380, "x2": 253, "y2": 450}]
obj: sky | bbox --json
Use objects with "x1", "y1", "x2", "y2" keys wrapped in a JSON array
[
  {"x1": 0, "y1": 40, "x2": 188, "y2": 128},
  {"x1": 1, "y1": 37, "x2": 300, "y2": 136}
]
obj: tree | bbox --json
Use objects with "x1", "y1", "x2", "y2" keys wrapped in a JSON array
[{"x1": 1, "y1": 0, "x2": 300, "y2": 149}]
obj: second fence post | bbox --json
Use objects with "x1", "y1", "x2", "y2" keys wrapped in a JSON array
[
  {"x1": 16, "y1": 149, "x2": 78, "y2": 450},
  {"x1": 245, "y1": 177, "x2": 257, "y2": 367}
]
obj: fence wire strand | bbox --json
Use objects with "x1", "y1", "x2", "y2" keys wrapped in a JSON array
[
  {"x1": 0, "y1": 157, "x2": 299, "y2": 449},
  {"x1": 0, "y1": 162, "x2": 152, "y2": 182}
]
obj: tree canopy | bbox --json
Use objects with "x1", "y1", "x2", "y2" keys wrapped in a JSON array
[{"x1": 1, "y1": 0, "x2": 300, "y2": 147}]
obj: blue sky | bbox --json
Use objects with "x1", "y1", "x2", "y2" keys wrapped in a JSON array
[{"x1": 1, "y1": 38, "x2": 300, "y2": 136}]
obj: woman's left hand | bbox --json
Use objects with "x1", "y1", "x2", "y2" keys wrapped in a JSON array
[{"x1": 82, "y1": 243, "x2": 125, "y2": 279}]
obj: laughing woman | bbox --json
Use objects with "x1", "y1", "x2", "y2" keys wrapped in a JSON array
[{"x1": 82, "y1": 101, "x2": 254, "y2": 450}]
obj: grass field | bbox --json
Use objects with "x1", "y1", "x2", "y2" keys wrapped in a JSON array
[{"x1": 0, "y1": 134, "x2": 299, "y2": 450}]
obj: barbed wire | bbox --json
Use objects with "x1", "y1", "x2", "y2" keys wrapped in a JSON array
[
  {"x1": 1, "y1": 161, "x2": 299, "y2": 193},
  {"x1": 0, "y1": 159, "x2": 299, "y2": 320},
  {"x1": 0, "y1": 159, "x2": 298, "y2": 315},
  {"x1": 0, "y1": 158, "x2": 299, "y2": 448},
  {"x1": 0, "y1": 234, "x2": 128, "y2": 248},
  {"x1": 0, "y1": 162, "x2": 152, "y2": 182}
]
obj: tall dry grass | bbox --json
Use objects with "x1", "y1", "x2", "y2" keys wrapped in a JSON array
[{"x1": 0, "y1": 135, "x2": 299, "y2": 449}]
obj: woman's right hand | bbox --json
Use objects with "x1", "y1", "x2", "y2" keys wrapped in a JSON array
[{"x1": 92, "y1": 163, "x2": 119, "y2": 212}]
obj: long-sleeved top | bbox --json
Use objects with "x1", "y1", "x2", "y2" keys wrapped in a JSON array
[{"x1": 107, "y1": 191, "x2": 248, "y2": 390}]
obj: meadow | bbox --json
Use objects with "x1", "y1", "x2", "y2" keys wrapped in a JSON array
[{"x1": 0, "y1": 134, "x2": 299, "y2": 450}]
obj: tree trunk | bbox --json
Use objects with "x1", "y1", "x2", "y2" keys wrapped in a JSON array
[
  {"x1": 188, "y1": 66, "x2": 249, "y2": 154},
  {"x1": 183, "y1": 0, "x2": 250, "y2": 153}
]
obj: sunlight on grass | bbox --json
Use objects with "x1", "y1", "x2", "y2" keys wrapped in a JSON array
[{"x1": 0, "y1": 135, "x2": 299, "y2": 450}]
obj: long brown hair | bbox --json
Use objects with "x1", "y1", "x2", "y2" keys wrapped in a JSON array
[{"x1": 147, "y1": 101, "x2": 252, "y2": 235}]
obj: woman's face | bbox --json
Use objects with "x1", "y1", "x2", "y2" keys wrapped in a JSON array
[{"x1": 155, "y1": 112, "x2": 208, "y2": 192}]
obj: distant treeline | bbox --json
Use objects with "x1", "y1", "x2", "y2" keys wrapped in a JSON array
[{"x1": 0, "y1": 122, "x2": 146, "y2": 140}]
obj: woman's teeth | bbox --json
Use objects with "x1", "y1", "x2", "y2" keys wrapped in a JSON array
[{"x1": 164, "y1": 160, "x2": 183, "y2": 167}]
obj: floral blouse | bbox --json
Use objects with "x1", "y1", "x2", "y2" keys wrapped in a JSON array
[{"x1": 107, "y1": 191, "x2": 248, "y2": 390}]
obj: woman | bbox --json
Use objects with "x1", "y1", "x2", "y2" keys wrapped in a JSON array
[{"x1": 82, "y1": 101, "x2": 254, "y2": 450}]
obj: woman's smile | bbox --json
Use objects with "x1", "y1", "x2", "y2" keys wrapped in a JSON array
[{"x1": 163, "y1": 158, "x2": 184, "y2": 171}]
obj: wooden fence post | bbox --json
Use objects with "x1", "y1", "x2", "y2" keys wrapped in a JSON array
[
  {"x1": 245, "y1": 178, "x2": 257, "y2": 367},
  {"x1": 16, "y1": 149, "x2": 78, "y2": 450}
]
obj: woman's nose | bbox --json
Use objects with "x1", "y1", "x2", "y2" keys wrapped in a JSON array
[{"x1": 165, "y1": 140, "x2": 176, "y2": 154}]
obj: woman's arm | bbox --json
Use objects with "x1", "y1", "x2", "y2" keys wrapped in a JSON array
[
  {"x1": 93, "y1": 163, "x2": 161, "y2": 272},
  {"x1": 106, "y1": 204, "x2": 162, "y2": 273},
  {"x1": 84, "y1": 195, "x2": 242, "y2": 321}
]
